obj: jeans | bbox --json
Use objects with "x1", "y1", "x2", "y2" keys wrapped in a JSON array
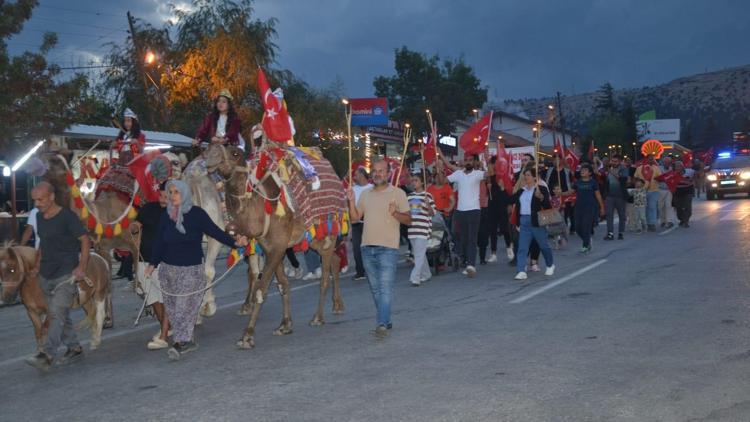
[
  {"x1": 516, "y1": 216, "x2": 553, "y2": 273},
  {"x1": 42, "y1": 274, "x2": 80, "y2": 357},
  {"x1": 409, "y1": 238, "x2": 432, "y2": 283},
  {"x1": 605, "y1": 196, "x2": 627, "y2": 234},
  {"x1": 658, "y1": 189, "x2": 674, "y2": 225},
  {"x1": 453, "y1": 209, "x2": 481, "y2": 267},
  {"x1": 304, "y1": 250, "x2": 320, "y2": 273},
  {"x1": 351, "y1": 223, "x2": 365, "y2": 276},
  {"x1": 575, "y1": 205, "x2": 596, "y2": 248},
  {"x1": 646, "y1": 191, "x2": 660, "y2": 226},
  {"x1": 361, "y1": 246, "x2": 398, "y2": 327}
]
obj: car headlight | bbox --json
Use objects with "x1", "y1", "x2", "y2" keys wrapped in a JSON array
[
  {"x1": 707, "y1": 174, "x2": 717, "y2": 181},
  {"x1": 741, "y1": 172, "x2": 750, "y2": 180}
]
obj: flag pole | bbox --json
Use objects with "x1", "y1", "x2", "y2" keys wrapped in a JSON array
[
  {"x1": 419, "y1": 136, "x2": 427, "y2": 188},
  {"x1": 342, "y1": 98, "x2": 353, "y2": 187},
  {"x1": 535, "y1": 120, "x2": 541, "y2": 187},
  {"x1": 395, "y1": 123, "x2": 411, "y2": 186}
]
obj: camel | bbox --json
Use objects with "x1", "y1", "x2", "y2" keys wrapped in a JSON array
[
  {"x1": 205, "y1": 144, "x2": 346, "y2": 349},
  {"x1": 39, "y1": 151, "x2": 228, "y2": 328},
  {"x1": 0, "y1": 244, "x2": 111, "y2": 350}
]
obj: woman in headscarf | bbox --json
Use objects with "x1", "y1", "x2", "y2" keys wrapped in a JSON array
[
  {"x1": 192, "y1": 89, "x2": 243, "y2": 148},
  {"x1": 145, "y1": 180, "x2": 248, "y2": 361}
]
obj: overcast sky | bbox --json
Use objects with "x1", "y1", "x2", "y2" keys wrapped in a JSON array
[{"x1": 7, "y1": 0, "x2": 750, "y2": 101}]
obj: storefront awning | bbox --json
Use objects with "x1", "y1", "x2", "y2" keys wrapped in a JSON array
[{"x1": 63, "y1": 124, "x2": 194, "y2": 148}]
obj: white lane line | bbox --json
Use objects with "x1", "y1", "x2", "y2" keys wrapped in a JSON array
[
  {"x1": 510, "y1": 259, "x2": 608, "y2": 304},
  {"x1": 0, "y1": 280, "x2": 321, "y2": 368},
  {"x1": 720, "y1": 212, "x2": 750, "y2": 221},
  {"x1": 658, "y1": 225, "x2": 678, "y2": 236}
]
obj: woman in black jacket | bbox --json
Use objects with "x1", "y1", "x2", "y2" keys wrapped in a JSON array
[{"x1": 512, "y1": 168, "x2": 555, "y2": 280}]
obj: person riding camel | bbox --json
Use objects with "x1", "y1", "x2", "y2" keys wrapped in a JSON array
[
  {"x1": 193, "y1": 89, "x2": 243, "y2": 149},
  {"x1": 96, "y1": 108, "x2": 147, "y2": 202}
]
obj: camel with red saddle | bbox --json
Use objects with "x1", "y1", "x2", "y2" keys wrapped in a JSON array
[{"x1": 205, "y1": 143, "x2": 348, "y2": 349}]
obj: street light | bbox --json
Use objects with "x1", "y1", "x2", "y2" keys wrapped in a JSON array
[
  {"x1": 145, "y1": 51, "x2": 157, "y2": 65},
  {"x1": 342, "y1": 98, "x2": 353, "y2": 186},
  {"x1": 2, "y1": 166, "x2": 9, "y2": 177},
  {"x1": 547, "y1": 104, "x2": 555, "y2": 110}
]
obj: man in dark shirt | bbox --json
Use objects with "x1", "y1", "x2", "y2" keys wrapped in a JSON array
[
  {"x1": 133, "y1": 182, "x2": 170, "y2": 350},
  {"x1": 25, "y1": 182, "x2": 90, "y2": 371}
]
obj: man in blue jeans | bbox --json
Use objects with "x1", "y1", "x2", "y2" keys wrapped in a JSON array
[{"x1": 347, "y1": 160, "x2": 411, "y2": 336}]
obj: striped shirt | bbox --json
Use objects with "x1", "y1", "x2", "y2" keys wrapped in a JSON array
[{"x1": 407, "y1": 191, "x2": 436, "y2": 239}]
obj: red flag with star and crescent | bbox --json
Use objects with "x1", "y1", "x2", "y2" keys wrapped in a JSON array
[
  {"x1": 127, "y1": 150, "x2": 161, "y2": 202},
  {"x1": 494, "y1": 145, "x2": 514, "y2": 194},
  {"x1": 459, "y1": 111, "x2": 493, "y2": 156},
  {"x1": 257, "y1": 67, "x2": 295, "y2": 143}
]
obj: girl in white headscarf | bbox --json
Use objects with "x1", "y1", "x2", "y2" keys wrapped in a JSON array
[{"x1": 146, "y1": 180, "x2": 247, "y2": 360}]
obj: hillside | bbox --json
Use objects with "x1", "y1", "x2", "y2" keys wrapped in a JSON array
[{"x1": 502, "y1": 65, "x2": 750, "y2": 146}]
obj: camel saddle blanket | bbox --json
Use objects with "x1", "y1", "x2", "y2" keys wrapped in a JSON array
[
  {"x1": 286, "y1": 156, "x2": 346, "y2": 229},
  {"x1": 95, "y1": 164, "x2": 145, "y2": 204}
]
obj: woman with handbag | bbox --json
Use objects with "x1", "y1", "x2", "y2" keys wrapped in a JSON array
[{"x1": 511, "y1": 168, "x2": 555, "y2": 281}]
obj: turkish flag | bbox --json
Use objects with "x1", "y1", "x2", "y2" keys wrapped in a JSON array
[
  {"x1": 681, "y1": 151, "x2": 694, "y2": 167},
  {"x1": 459, "y1": 111, "x2": 492, "y2": 156},
  {"x1": 656, "y1": 170, "x2": 683, "y2": 193},
  {"x1": 424, "y1": 134, "x2": 437, "y2": 165},
  {"x1": 127, "y1": 151, "x2": 161, "y2": 202},
  {"x1": 257, "y1": 67, "x2": 295, "y2": 143},
  {"x1": 554, "y1": 137, "x2": 563, "y2": 155},
  {"x1": 698, "y1": 147, "x2": 714, "y2": 164},
  {"x1": 495, "y1": 146, "x2": 514, "y2": 194},
  {"x1": 564, "y1": 148, "x2": 579, "y2": 171}
]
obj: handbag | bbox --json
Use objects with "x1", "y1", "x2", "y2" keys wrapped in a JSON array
[{"x1": 537, "y1": 208, "x2": 564, "y2": 227}]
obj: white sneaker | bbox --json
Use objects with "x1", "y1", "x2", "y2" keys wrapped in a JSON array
[
  {"x1": 284, "y1": 265, "x2": 294, "y2": 277},
  {"x1": 461, "y1": 269, "x2": 468, "y2": 276},
  {"x1": 530, "y1": 264, "x2": 540, "y2": 272},
  {"x1": 302, "y1": 272, "x2": 317, "y2": 281},
  {"x1": 314, "y1": 268, "x2": 322, "y2": 279},
  {"x1": 487, "y1": 254, "x2": 497, "y2": 263},
  {"x1": 506, "y1": 247, "x2": 515, "y2": 260},
  {"x1": 147, "y1": 337, "x2": 168, "y2": 350},
  {"x1": 514, "y1": 271, "x2": 528, "y2": 280},
  {"x1": 292, "y1": 267, "x2": 304, "y2": 279},
  {"x1": 544, "y1": 265, "x2": 555, "y2": 276},
  {"x1": 340, "y1": 265, "x2": 349, "y2": 274},
  {"x1": 410, "y1": 281, "x2": 421, "y2": 287},
  {"x1": 465, "y1": 265, "x2": 476, "y2": 278}
]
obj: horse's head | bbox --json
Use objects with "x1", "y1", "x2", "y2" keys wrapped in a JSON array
[{"x1": 0, "y1": 245, "x2": 36, "y2": 302}]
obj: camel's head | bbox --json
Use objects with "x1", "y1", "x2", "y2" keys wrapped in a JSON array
[
  {"x1": 206, "y1": 144, "x2": 245, "y2": 179},
  {"x1": 161, "y1": 152, "x2": 186, "y2": 179},
  {"x1": 0, "y1": 245, "x2": 35, "y2": 302}
]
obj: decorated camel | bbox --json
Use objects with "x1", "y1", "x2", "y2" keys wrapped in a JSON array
[
  {"x1": 40, "y1": 150, "x2": 225, "y2": 324},
  {"x1": 204, "y1": 143, "x2": 348, "y2": 349},
  {"x1": 0, "y1": 244, "x2": 111, "y2": 350}
]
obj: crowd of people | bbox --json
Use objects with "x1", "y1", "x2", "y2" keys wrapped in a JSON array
[{"x1": 17, "y1": 88, "x2": 704, "y2": 369}]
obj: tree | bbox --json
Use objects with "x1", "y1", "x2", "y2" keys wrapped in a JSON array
[
  {"x1": 0, "y1": 0, "x2": 93, "y2": 154},
  {"x1": 373, "y1": 47, "x2": 487, "y2": 135},
  {"x1": 594, "y1": 82, "x2": 616, "y2": 114},
  {"x1": 590, "y1": 114, "x2": 628, "y2": 152}
]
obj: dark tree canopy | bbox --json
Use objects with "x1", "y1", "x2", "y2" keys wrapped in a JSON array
[{"x1": 374, "y1": 47, "x2": 487, "y2": 135}]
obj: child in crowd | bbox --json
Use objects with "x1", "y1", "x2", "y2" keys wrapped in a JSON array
[
  {"x1": 407, "y1": 173, "x2": 436, "y2": 286},
  {"x1": 548, "y1": 184, "x2": 568, "y2": 249},
  {"x1": 632, "y1": 178, "x2": 648, "y2": 234}
]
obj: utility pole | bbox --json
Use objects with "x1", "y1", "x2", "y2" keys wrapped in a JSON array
[
  {"x1": 556, "y1": 91, "x2": 567, "y2": 151},
  {"x1": 127, "y1": 11, "x2": 155, "y2": 123}
]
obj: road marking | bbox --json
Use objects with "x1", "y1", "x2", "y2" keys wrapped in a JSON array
[
  {"x1": 658, "y1": 225, "x2": 678, "y2": 236},
  {"x1": 0, "y1": 280, "x2": 321, "y2": 369},
  {"x1": 510, "y1": 259, "x2": 607, "y2": 304},
  {"x1": 719, "y1": 212, "x2": 750, "y2": 221}
]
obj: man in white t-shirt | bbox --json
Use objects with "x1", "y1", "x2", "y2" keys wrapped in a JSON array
[
  {"x1": 440, "y1": 153, "x2": 485, "y2": 278},
  {"x1": 20, "y1": 207, "x2": 41, "y2": 249}
]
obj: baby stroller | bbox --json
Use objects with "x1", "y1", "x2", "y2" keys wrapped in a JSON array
[{"x1": 426, "y1": 213, "x2": 460, "y2": 274}]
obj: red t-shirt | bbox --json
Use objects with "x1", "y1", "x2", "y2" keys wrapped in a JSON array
[{"x1": 427, "y1": 184, "x2": 454, "y2": 215}]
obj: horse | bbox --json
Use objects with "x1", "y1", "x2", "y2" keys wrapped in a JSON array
[
  {"x1": 0, "y1": 244, "x2": 111, "y2": 350},
  {"x1": 205, "y1": 144, "x2": 346, "y2": 349}
]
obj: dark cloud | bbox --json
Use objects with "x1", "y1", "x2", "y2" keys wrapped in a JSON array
[{"x1": 8, "y1": 0, "x2": 750, "y2": 101}]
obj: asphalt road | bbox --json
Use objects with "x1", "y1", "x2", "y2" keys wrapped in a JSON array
[{"x1": 2, "y1": 196, "x2": 750, "y2": 421}]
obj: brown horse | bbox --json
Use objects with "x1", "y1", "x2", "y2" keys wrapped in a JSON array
[
  {"x1": 0, "y1": 245, "x2": 111, "y2": 350},
  {"x1": 205, "y1": 144, "x2": 345, "y2": 349}
]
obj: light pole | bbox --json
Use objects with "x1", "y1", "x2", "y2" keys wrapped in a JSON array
[
  {"x1": 342, "y1": 98, "x2": 353, "y2": 187},
  {"x1": 7, "y1": 140, "x2": 45, "y2": 241}
]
